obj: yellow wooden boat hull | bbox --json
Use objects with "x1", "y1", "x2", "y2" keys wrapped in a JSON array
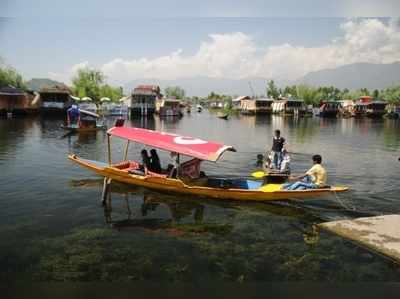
[{"x1": 68, "y1": 155, "x2": 349, "y2": 202}]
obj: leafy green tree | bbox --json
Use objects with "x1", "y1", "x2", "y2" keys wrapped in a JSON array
[
  {"x1": 381, "y1": 85, "x2": 400, "y2": 103},
  {"x1": 100, "y1": 84, "x2": 123, "y2": 101},
  {"x1": 71, "y1": 68, "x2": 105, "y2": 102},
  {"x1": 266, "y1": 80, "x2": 279, "y2": 99},
  {"x1": 283, "y1": 85, "x2": 298, "y2": 98},
  {"x1": 295, "y1": 85, "x2": 319, "y2": 105},
  {"x1": 0, "y1": 59, "x2": 26, "y2": 89},
  {"x1": 164, "y1": 86, "x2": 185, "y2": 99}
]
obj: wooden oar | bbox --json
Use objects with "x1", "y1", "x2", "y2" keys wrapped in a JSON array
[{"x1": 251, "y1": 170, "x2": 291, "y2": 179}]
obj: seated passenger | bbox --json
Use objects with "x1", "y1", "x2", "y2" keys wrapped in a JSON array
[
  {"x1": 281, "y1": 154, "x2": 326, "y2": 190},
  {"x1": 149, "y1": 149, "x2": 162, "y2": 173},
  {"x1": 167, "y1": 152, "x2": 179, "y2": 178},
  {"x1": 139, "y1": 149, "x2": 151, "y2": 175},
  {"x1": 263, "y1": 152, "x2": 274, "y2": 171}
]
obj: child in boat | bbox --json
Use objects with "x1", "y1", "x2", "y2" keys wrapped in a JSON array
[
  {"x1": 271, "y1": 129, "x2": 286, "y2": 169},
  {"x1": 282, "y1": 154, "x2": 326, "y2": 190},
  {"x1": 256, "y1": 154, "x2": 264, "y2": 167},
  {"x1": 149, "y1": 149, "x2": 162, "y2": 173},
  {"x1": 279, "y1": 149, "x2": 291, "y2": 174}
]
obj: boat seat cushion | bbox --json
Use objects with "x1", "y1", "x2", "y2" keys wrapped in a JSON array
[{"x1": 129, "y1": 169, "x2": 145, "y2": 176}]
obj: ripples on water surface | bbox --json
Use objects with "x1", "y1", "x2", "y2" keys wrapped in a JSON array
[{"x1": 0, "y1": 113, "x2": 399, "y2": 282}]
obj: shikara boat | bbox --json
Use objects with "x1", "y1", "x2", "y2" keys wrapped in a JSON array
[
  {"x1": 62, "y1": 109, "x2": 106, "y2": 132},
  {"x1": 68, "y1": 124, "x2": 348, "y2": 202},
  {"x1": 217, "y1": 112, "x2": 229, "y2": 119}
]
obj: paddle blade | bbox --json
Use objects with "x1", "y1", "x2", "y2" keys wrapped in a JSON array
[{"x1": 251, "y1": 170, "x2": 266, "y2": 179}]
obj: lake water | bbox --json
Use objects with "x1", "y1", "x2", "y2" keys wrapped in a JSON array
[{"x1": 1, "y1": 112, "x2": 399, "y2": 281}]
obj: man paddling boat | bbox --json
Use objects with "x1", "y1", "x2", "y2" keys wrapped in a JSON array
[{"x1": 282, "y1": 154, "x2": 327, "y2": 190}]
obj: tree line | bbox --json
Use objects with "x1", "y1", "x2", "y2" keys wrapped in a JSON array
[
  {"x1": 1, "y1": 57, "x2": 399, "y2": 104},
  {"x1": 266, "y1": 80, "x2": 400, "y2": 104}
]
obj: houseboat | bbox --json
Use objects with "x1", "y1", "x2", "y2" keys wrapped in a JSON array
[
  {"x1": 130, "y1": 85, "x2": 161, "y2": 117},
  {"x1": 365, "y1": 101, "x2": 387, "y2": 118},
  {"x1": 272, "y1": 98, "x2": 306, "y2": 116},
  {"x1": 232, "y1": 96, "x2": 249, "y2": 111},
  {"x1": 155, "y1": 99, "x2": 183, "y2": 117},
  {"x1": 101, "y1": 102, "x2": 128, "y2": 116},
  {"x1": 0, "y1": 87, "x2": 39, "y2": 116},
  {"x1": 39, "y1": 85, "x2": 73, "y2": 114},
  {"x1": 318, "y1": 101, "x2": 341, "y2": 117},
  {"x1": 78, "y1": 97, "x2": 98, "y2": 114},
  {"x1": 349, "y1": 96, "x2": 387, "y2": 118},
  {"x1": 240, "y1": 98, "x2": 274, "y2": 115},
  {"x1": 338, "y1": 100, "x2": 354, "y2": 117}
]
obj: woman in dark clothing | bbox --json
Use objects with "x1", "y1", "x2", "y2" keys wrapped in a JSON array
[{"x1": 149, "y1": 149, "x2": 162, "y2": 173}]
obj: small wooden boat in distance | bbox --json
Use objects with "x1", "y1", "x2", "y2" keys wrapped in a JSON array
[
  {"x1": 62, "y1": 109, "x2": 106, "y2": 132},
  {"x1": 68, "y1": 125, "x2": 348, "y2": 202},
  {"x1": 217, "y1": 112, "x2": 229, "y2": 119}
]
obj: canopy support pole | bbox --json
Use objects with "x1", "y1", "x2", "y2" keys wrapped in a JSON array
[
  {"x1": 177, "y1": 154, "x2": 180, "y2": 177},
  {"x1": 123, "y1": 140, "x2": 130, "y2": 161},
  {"x1": 107, "y1": 134, "x2": 112, "y2": 165}
]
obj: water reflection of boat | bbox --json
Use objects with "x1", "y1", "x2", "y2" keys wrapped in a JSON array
[{"x1": 69, "y1": 124, "x2": 348, "y2": 202}]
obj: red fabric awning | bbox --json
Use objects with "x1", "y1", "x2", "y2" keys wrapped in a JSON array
[{"x1": 107, "y1": 126, "x2": 235, "y2": 162}]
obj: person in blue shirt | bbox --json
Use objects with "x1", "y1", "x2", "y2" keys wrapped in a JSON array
[{"x1": 67, "y1": 105, "x2": 80, "y2": 125}]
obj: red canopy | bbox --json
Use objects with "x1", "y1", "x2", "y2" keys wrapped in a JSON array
[{"x1": 107, "y1": 126, "x2": 236, "y2": 162}]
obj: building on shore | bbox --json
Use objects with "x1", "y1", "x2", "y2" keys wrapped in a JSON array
[
  {"x1": 232, "y1": 96, "x2": 249, "y2": 111},
  {"x1": 130, "y1": 85, "x2": 161, "y2": 117},
  {"x1": 318, "y1": 100, "x2": 341, "y2": 117},
  {"x1": 0, "y1": 86, "x2": 39, "y2": 116},
  {"x1": 39, "y1": 85, "x2": 73, "y2": 114},
  {"x1": 155, "y1": 98, "x2": 183, "y2": 117},
  {"x1": 240, "y1": 98, "x2": 274, "y2": 115},
  {"x1": 271, "y1": 98, "x2": 306, "y2": 116}
]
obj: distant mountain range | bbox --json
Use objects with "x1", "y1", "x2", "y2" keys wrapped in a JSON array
[
  {"x1": 123, "y1": 62, "x2": 400, "y2": 96},
  {"x1": 123, "y1": 76, "x2": 271, "y2": 97},
  {"x1": 26, "y1": 78, "x2": 66, "y2": 91},
  {"x1": 30, "y1": 62, "x2": 400, "y2": 96},
  {"x1": 295, "y1": 62, "x2": 400, "y2": 90}
]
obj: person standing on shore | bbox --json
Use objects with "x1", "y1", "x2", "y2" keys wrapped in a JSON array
[{"x1": 270, "y1": 129, "x2": 286, "y2": 169}]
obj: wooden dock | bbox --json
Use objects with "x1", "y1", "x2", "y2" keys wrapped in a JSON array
[{"x1": 319, "y1": 214, "x2": 400, "y2": 263}]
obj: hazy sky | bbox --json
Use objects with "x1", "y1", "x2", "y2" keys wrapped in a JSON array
[{"x1": 0, "y1": 1, "x2": 399, "y2": 84}]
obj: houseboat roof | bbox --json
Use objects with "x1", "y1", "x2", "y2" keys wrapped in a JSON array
[
  {"x1": 232, "y1": 96, "x2": 250, "y2": 102},
  {"x1": 162, "y1": 98, "x2": 181, "y2": 103},
  {"x1": 133, "y1": 85, "x2": 161, "y2": 96},
  {"x1": 355, "y1": 100, "x2": 387, "y2": 106},
  {"x1": 0, "y1": 86, "x2": 25, "y2": 96},
  {"x1": 255, "y1": 98, "x2": 274, "y2": 102},
  {"x1": 107, "y1": 126, "x2": 236, "y2": 162},
  {"x1": 39, "y1": 84, "x2": 71, "y2": 94}
]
